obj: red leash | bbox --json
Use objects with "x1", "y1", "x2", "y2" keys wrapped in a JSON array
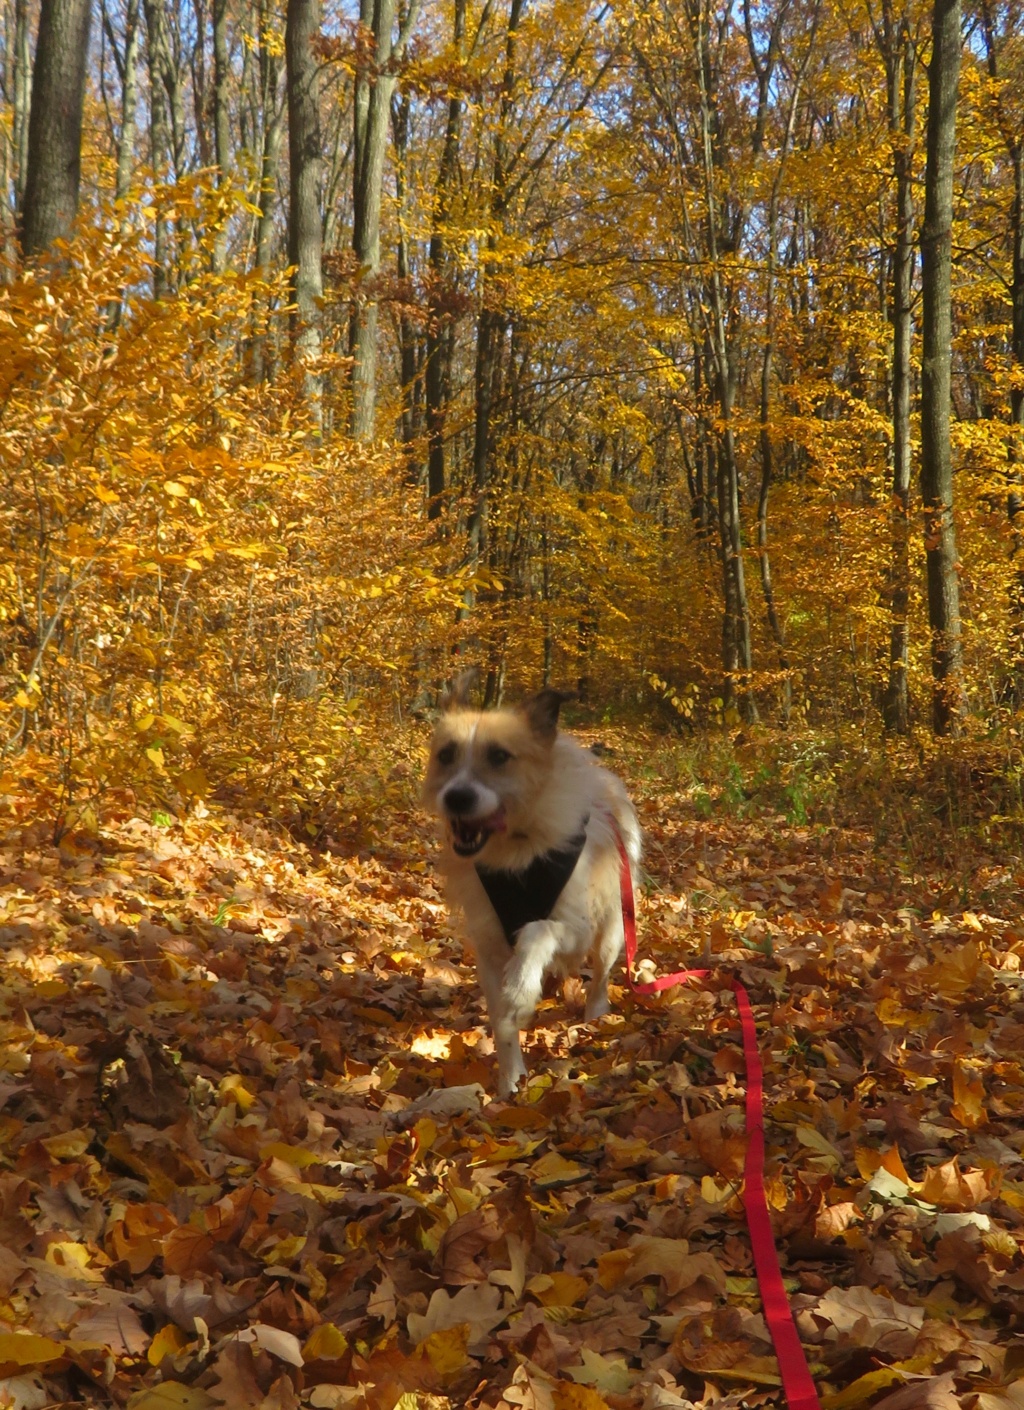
[{"x1": 615, "y1": 833, "x2": 821, "y2": 1410}]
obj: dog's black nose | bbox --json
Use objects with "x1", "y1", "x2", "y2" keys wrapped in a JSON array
[{"x1": 443, "y1": 785, "x2": 478, "y2": 815}]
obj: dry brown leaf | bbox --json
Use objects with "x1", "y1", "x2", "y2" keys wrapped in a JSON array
[
  {"x1": 918, "y1": 1158, "x2": 996, "y2": 1208},
  {"x1": 687, "y1": 1109, "x2": 747, "y2": 1180},
  {"x1": 868, "y1": 1373, "x2": 960, "y2": 1410},
  {"x1": 407, "y1": 1284, "x2": 505, "y2": 1352}
]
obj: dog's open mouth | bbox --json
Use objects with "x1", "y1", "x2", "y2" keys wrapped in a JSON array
[{"x1": 447, "y1": 809, "x2": 506, "y2": 857}]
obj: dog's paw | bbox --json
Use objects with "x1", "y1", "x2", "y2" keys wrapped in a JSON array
[
  {"x1": 495, "y1": 1051, "x2": 527, "y2": 1100},
  {"x1": 501, "y1": 962, "x2": 542, "y2": 1028},
  {"x1": 584, "y1": 991, "x2": 611, "y2": 1022},
  {"x1": 496, "y1": 1070, "x2": 526, "y2": 1101}
]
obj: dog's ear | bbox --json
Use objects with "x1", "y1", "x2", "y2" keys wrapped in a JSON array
[
  {"x1": 441, "y1": 667, "x2": 480, "y2": 711},
  {"x1": 520, "y1": 687, "x2": 575, "y2": 740}
]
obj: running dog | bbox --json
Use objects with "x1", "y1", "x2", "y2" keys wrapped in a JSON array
[{"x1": 422, "y1": 678, "x2": 641, "y2": 1098}]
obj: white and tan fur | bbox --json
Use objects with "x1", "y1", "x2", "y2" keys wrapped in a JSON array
[{"x1": 422, "y1": 682, "x2": 641, "y2": 1098}]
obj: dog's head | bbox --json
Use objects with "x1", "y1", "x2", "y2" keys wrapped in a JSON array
[{"x1": 422, "y1": 683, "x2": 574, "y2": 859}]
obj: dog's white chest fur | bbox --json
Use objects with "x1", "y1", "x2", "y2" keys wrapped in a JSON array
[{"x1": 423, "y1": 687, "x2": 641, "y2": 1098}]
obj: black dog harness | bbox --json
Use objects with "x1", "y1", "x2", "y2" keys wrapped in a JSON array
[{"x1": 475, "y1": 818, "x2": 589, "y2": 946}]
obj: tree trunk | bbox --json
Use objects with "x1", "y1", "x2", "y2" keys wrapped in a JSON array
[
  {"x1": 144, "y1": 0, "x2": 174, "y2": 296},
  {"x1": 424, "y1": 0, "x2": 466, "y2": 520},
  {"x1": 919, "y1": 0, "x2": 963, "y2": 735},
  {"x1": 145, "y1": 0, "x2": 187, "y2": 179},
  {"x1": 467, "y1": 305, "x2": 504, "y2": 581},
  {"x1": 255, "y1": 1, "x2": 285, "y2": 274},
  {"x1": 462, "y1": 0, "x2": 523, "y2": 621},
  {"x1": 19, "y1": 0, "x2": 92, "y2": 259},
  {"x1": 752, "y1": 3, "x2": 814, "y2": 724},
  {"x1": 882, "y1": 19, "x2": 917, "y2": 734},
  {"x1": 211, "y1": 0, "x2": 231, "y2": 274},
  {"x1": 695, "y1": 4, "x2": 757, "y2": 723},
  {"x1": 105, "y1": 0, "x2": 142, "y2": 329},
  {"x1": 286, "y1": 0, "x2": 324, "y2": 433},
  {"x1": 13, "y1": 0, "x2": 31, "y2": 215},
  {"x1": 350, "y1": 0, "x2": 391, "y2": 442},
  {"x1": 250, "y1": 0, "x2": 286, "y2": 384},
  {"x1": 112, "y1": 0, "x2": 143, "y2": 205},
  {"x1": 1007, "y1": 143, "x2": 1024, "y2": 692},
  {"x1": 980, "y1": 3, "x2": 1024, "y2": 701},
  {"x1": 715, "y1": 417, "x2": 756, "y2": 722},
  {"x1": 392, "y1": 88, "x2": 421, "y2": 471},
  {"x1": 350, "y1": 0, "x2": 422, "y2": 441},
  {"x1": 191, "y1": 0, "x2": 209, "y2": 166},
  {"x1": 677, "y1": 340, "x2": 714, "y2": 544}
]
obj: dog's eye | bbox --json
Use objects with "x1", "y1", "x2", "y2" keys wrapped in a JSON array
[
  {"x1": 436, "y1": 742, "x2": 457, "y2": 766},
  {"x1": 487, "y1": 746, "x2": 512, "y2": 767}
]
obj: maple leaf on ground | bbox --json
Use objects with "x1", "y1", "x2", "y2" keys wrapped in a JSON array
[
  {"x1": 406, "y1": 1284, "x2": 506, "y2": 1351},
  {"x1": 552, "y1": 1383, "x2": 612, "y2": 1410},
  {"x1": 618, "y1": 1237, "x2": 728, "y2": 1299},
  {"x1": 918, "y1": 1157, "x2": 997, "y2": 1208},
  {"x1": 0, "y1": 1333, "x2": 66, "y2": 1374},
  {"x1": 686, "y1": 1109, "x2": 747, "y2": 1180},
  {"x1": 436, "y1": 1205, "x2": 504, "y2": 1285},
  {"x1": 639, "y1": 1384, "x2": 700, "y2": 1409},
  {"x1": 806, "y1": 1285, "x2": 924, "y2": 1361},
  {"x1": 125, "y1": 1384, "x2": 217, "y2": 1409},
  {"x1": 71, "y1": 1299, "x2": 149, "y2": 1356},
  {"x1": 489, "y1": 1234, "x2": 529, "y2": 1300},
  {"x1": 232, "y1": 1324, "x2": 304, "y2": 1367},
  {"x1": 205, "y1": 1341, "x2": 266, "y2": 1409},
  {"x1": 418, "y1": 1322, "x2": 472, "y2": 1376},
  {"x1": 564, "y1": 1348, "x2": 633, "y2": 1394},
  {"x1": 366, "y1": 1273, "x2": 398, "y2": 1325},
  {"x1": 501, "y1": 1365, "x2": 557, "y2": 1409},
  {"x1": 0, "y1": 1375, "x2": 49, "y2": 1410},
  {"x1": 145, "y1": 1275, "x2": 255, "y2": 1331},
  {"x1": 976, "y1": 1384, "x2": 1024, "y2": 1410},
  {"x1": 392, "y1": 1082, "x2": 488, "y2": 1128},
  {"x1": 868, "y1": 1372, "x2": 961, "y2": 1410}
]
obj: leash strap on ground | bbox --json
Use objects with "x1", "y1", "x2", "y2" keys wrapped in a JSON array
[{"x1": 614, "y1": 832, "x2": 822, "y2": 1410}]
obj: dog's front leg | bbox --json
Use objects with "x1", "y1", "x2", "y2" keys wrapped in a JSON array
[
  {"x1": 502, "y1": 920, "x2": 564, "y2": 1029},
  {"x1": 491, "y1": 1002, "x2": 528, "y2": 1099},
  {"x1": 476, "y1": 948, "x2": 528, "y2": 1098},
  {"x1": 585, "y1": 913, "x2": 624, "y2": 1021}
]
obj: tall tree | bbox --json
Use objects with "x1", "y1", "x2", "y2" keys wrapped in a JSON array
[
  {"x1": 250, "y1": 0, "x2": 286, "y2": 384},
  {"x1": 143, "y1": 0, "x2": 175, "y2": 296},
  {"x1": 458, "y1": 0, "x2": 615, "y2": 672},
  {"x1": 102, "y1": 0, "x2": 143, "y2": 328},
  {"x1": 423, "y1": 0, "x2": 467, "y2": 520},
  {"x1": 874, "y1": 0, "x2": 920, "y2": 734},
  {"x1": 919, "y1": 0, "x2": 963, "y2": 734},
  {"x1": 748, "y1": 0, "x2": 815, "y2": 724},
  {"x1": 103, "y1": 0, "x2": 143, "y2": 207},
  {"x1": 349, "y1": 0, "x2": 422, "y2": 441},
  {"x1": 465, "y1": 0, "x2": 525, "y2": 604},
  {"x1": 19, "y1": 0, "x2": 92, "y2": 258},
  {"x1": 286, "y1": 0, "x2": 324, "y2": 432},
  {"x1": 143, "y1": 0, "x2": 187, "y2": 180},
  {"x1": 211, "y1": 0, "x2": 231, "y2": 274},
  {"x1": 979, "y1": 0, "x2": 1024, "y2": 700},
  {"x1": 391, "y1": 87, "x2": 422, "y2": 468},
  {"x1": 631, "y1": 0, "x2": 759, "y2": 722},
  {"x1": 12, "y1": 0, "x2": 31, "y2": 214}
]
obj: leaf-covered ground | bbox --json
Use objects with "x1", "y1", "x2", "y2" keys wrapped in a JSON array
[{"x1": 2, "y1": 757, "x2": 1024, "y2": 1410}]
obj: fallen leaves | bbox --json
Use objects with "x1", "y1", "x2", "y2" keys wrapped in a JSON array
[{"x1": 1, "y1": 777, "x2": 1024, "y2": 1410}]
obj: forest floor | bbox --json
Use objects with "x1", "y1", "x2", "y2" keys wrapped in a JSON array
[{"x1": 2, "y1": 735, "x2": 1024, "y2": 1410}]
